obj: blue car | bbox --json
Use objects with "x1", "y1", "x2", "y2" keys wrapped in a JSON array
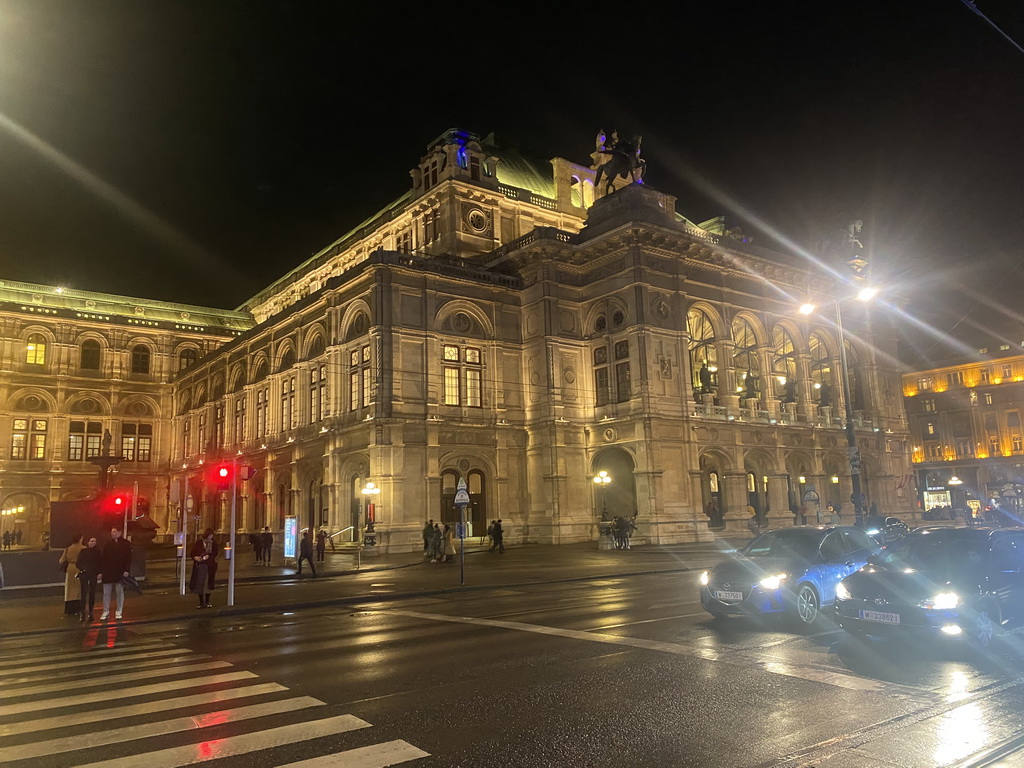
[{"x1": 700, "y1": 526, "x2": 880, "y2": 626}]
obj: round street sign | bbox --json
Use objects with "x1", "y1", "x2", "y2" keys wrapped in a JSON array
[{"x1": 185, "y1": 495, "x2": 194, "y2": 512}]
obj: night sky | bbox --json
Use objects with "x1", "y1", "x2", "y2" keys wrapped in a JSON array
[{"x1": 2, "y1": 1, "x2": 1023, "y2": 361}]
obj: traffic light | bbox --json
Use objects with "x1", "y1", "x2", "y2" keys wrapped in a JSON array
[
  {"x1": 98, "y1": 490, "x2": 132, "y2": 517},
  {"x1": 214, "y1": 464, "x2": 232, "y2": 492}
]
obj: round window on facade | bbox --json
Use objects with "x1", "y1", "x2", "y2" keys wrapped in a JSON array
[
  {"x1": 612, "y1": 310, "x2": 625, "y2": 327},
  {"x1": 595, "y1": 315, "x2": 607, "y2": 332}
]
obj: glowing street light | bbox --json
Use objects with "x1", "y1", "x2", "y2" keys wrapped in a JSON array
[
  {"x1": 362, "y1": 481, "x2": 381, "y2": 545},
  {"x1": 593, "y1": 470, "x2": 612, "y2": 521}
]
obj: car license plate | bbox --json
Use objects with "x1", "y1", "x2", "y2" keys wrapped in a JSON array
[
  {"x1": 715, "y1": 590, "x2": 743, "y2": 601},
  {"x1": 859, "y1": 610, "x2": 900, "y2": 624}
]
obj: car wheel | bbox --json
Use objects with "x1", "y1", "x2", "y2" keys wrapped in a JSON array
[
  {"x1": 795, "y1": 584, "x2": 819, "y2": 626},
  {"x1": 968, "y1": 603, "x2": 1000, "y2": 651}
]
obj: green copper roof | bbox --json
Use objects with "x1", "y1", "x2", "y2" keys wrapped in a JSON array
[{"x1": 0, "y1": 278, "x2": 253, "y2": 332}]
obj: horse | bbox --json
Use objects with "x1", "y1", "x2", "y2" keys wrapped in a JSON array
[{"x1": 593, "y1": 137, "x2": 646, "y2": 196}]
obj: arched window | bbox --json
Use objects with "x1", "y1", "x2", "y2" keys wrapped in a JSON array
[
  {"x1": 279, "y1": 348, "x2": 296, "y2": 372},
  {"x1": 25, "y1": 334, "x2": 46, "y2": 366},
  {"x1": 772, "y1": 326, "x2": 797, "y2": 402},
  {"x1": 687, "y1": 308, "x2": 717, "y2": 392},
  {"x1": 308, "y1": 335, "x2": 325, "y2": 359},
  {"x1": 131, "y1": 345, "x2": 151, "y2": 375},
  {"x1": 179, "y1": 348, "x2": 198, "y2": 371},
  {"x1": 809, "y1": 332, "x2": 833, "y2": 404},
  {"x1": 731, "y1": 317, "x2": 760, "y2": 395},
  {"x1": 80, "y1": 339, "x2": 101, "y2": 370}
]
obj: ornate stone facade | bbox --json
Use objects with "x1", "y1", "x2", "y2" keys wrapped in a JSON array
[{"x1": 1, "y1": 129, "x2": 914, "y2": 549}]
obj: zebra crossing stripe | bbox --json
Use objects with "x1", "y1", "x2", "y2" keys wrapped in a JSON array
[
  {"x1": 0, "y1": 682, "x2": 288, "y2": 737},
  {"x1": 0, "y1": 671, "x2": 256, "y2": 717},
  {"x1": 0, "y1": 697, "x2": 324, "y2": 762},
  {"x1": 278, "y1": 739, "x2": 430, "y2": 767},
  {"x1": 72, "y1": 714, "x2": 372, "y2": 768},
  {"x1": 0, "y1": 642, "x2": 171, "y2": 669},
  {"x1": 0, "y1": 647, "x2": 187, "y2": 677},
  {"x1": 3, "y1": 661, "x2": 231, "y2": 697},
  {"x1": 0, "y1": 653, "x2": 211, "y2": 685}
]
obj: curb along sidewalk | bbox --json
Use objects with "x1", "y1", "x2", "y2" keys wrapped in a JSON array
[{"x1": 0, "y1": 540, "x2": 741, "y2": 638}]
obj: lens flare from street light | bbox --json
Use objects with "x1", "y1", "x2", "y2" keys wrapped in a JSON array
[
  {"x1": 857, "y1": 287, "x2": 878, "y2": 301},
  {"x1": 798, "y1": 303, "x2": 815, "y2": 315}
]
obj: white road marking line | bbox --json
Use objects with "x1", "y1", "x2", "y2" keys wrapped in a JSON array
[
  {"x1": 279, "y1": 739, "x2": 430, "y2": 767},
  {"x1": 583, "y1": 612, "x2": 709, "y2": 631},
  {"x1": 0, "y1": 682, "x2": 289, "y2": 737},
  {"x1": 0, "y1": 671, "x2": 256, "y2": 717},
  {"x1": 0, "y1": 697, "x2": 324, "y2": 761},
  {"x1": 0, "y1": 647, "x2": 191, "y2": 677},
  {"x1": 72, "y1": 714, "x2": 371, "y2": 768},
  {"x1": 385, "y1": 609, "x2": 890, "y2": 692},
  {"x1": 0, "y1": 654, "x2": 211, "y2": 685},
  {"x1": 4, "y1": 661, "x2": 232, "y2": 697},
  {"x1": 0, "y1": 642, "x2": 171, "y2": 669}
]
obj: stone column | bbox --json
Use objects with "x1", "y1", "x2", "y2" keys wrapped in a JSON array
[{"x1": 767, "y1": 474, "x2": 792, "y2": 526}]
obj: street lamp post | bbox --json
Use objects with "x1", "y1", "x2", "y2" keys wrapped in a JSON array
[
  {"x1": 361, "y1": 481, "x2": 381, "y2": 547},
  {"x1": 593, "y1": 471, "x2": 612, "y2": 521},
  {"x1": 800, "y1": 289, "x2": 876, "y2": 527}
]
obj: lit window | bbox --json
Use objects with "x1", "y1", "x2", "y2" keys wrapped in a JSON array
[
  {"x1": 441, "y1": 344, "x2": 483, "y2": 407},
  {"x1": 310, "y1": 364, "x2": 327, "y2": 422},
  {"x1": 12, "y1": 418, "x2": 46, "y2": 460},
  {"x1": 985, "y1": 393, "x2": 993, "y2": 405},
  {"x1": 350, "y1": 345, "x2": 371, "y2": 410},
  {"x1": 25, "y1": 334, "x2": 46, "y2": 366},
  {"x1": 68, "y1": 421, "x2": 103, "y2": 461}
]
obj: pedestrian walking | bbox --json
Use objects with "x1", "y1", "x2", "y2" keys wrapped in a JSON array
[
  {"x1": 487, "y1": 520, "x2": 496, "y2": 551},
  {"x1": 99, "y1": 526, "x2": 132, "y2": 621},
  {"x1": 297, "y1": 530, "x2": 317, "y2": 576},
  {"x1": 2, "y1": 531, "x2": 9, "y2": 550},
  {"x1": 252, "y1": 531, "x2": 264, "y2": 565},
  {"x1": 492, "y1": 519, "x2": 505, "y2": 553},
  {"x1": 423, "y1": 520, "x2": 434, "y2": 556},
  {"x1": 260, "y1": 526, "x2": 273, "y2": 566},
  {"x1": 76, "y1": 536, "x2": 100, "y2": 622},
  {"x1": 59, "y1": 534, "x2": 85, "y2": 618},
  {"x1": 188, "y1": 528, "x2": 219, "y2": 608},
  {"x1": 443, "y1": 524, "x2": 456, "y2": 563},
  {"x1": 430, "y1": 522, "x2": 443, "y2": 562},
  {"x1": 316, "y1": 529, "x2": 327, "y2": 562}
]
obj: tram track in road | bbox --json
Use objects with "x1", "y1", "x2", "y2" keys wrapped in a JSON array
[{"x1": 761, "y1": 675, "x2": 1024, "y2": 768}]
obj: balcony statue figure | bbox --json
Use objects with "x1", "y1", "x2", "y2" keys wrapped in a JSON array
[
  {"x1": 102, "y1": 429, "x2": 113, "y2": 456},
  {"x1": 781, "y1": 378, "x2": 797, "y2": 404},
  {"x1": 744, "y1": 370, "x2": 758, "y2": 400},
  {"x1": 698, "y1": 362, "x2": 714, "y2": 394},
  {"x1": 818, "y1": 381, "x2": 832, "y2": 409},
  {"x1": 593, "y1": 129, "x2": 646, "y2": 195}
]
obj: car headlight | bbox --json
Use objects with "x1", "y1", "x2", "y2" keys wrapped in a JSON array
[
  {"x1": 700, "y1": 571, "x2": 709, "y2": 586},
  {"x1": 865, "y1": 529, "x2": 880, "y2": 536},
  {"x1": 919, "y1": 592, "x2": 959, "y2": 610},
  {"x1": 835, "y1": 582, "x2": 851, "y2": 601},
  {"x1": 759, "y1": 573, "x2": 787, "y2": 590}
]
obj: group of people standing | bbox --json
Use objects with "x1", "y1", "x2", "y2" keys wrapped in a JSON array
[
  {"x1": 609, "y1": 515, "x2": 636, "y2": 549},
  {"x1": 59, "y1": 526, "x2": 133, "y2": 622},
  {"x1": 422, "y1": 519, "x2": 457, "y2": 563},
  {"x1": 246, "y1": 526, "x2": 275, "y2": 565},
  {"x1": 2, "y1": 529, "x2": 22, "y2": 549}
]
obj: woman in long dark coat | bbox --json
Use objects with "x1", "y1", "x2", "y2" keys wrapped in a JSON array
[
  {"x1": 189, "y1": 528, "x2": 219, "y2": 609},
  {"x1": 75, "y1": 536, "x2": 101, "y2": 622}
]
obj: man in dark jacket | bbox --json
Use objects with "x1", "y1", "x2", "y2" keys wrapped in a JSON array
[
  {"x1": 260, "y1": 526, "x2": 273, "y2": 566},
  {"x1": 297, "y1": 530, "x2": 317, "y2": 577},
  {"x1": 492, "y1": 519, "x2": 505, "y2": 554},
  {"x1": 99, "y1": 526, "x2": 132, "y2": 621}
]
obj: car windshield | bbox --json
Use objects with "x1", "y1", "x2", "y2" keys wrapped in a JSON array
[
  {"x1": 876, "y1": 533, "x2": 987, "y2": 580},
  {"x1": 742, "y1": 530, "x2": 820, "y2": 561}
]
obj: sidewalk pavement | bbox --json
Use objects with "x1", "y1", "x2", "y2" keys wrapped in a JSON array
[{"x1": 0, "y1": 539, "x2": 743, "y2": 638}]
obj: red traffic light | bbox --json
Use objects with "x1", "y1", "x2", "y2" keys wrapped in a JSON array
[
  {"x1": 113, "y1": 495, "x2": 125, "y2": 506},
  {"x1": 213, "y1": 463, "x2": 233, "y2": 491},
  {"x1": 217, "y1": 466, "x2": 230, "y2": 479}
]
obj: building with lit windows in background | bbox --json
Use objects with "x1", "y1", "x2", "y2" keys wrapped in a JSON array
[
  {"x1": 904, "y1": 340, "x2": 1024, "y2": 523},
  {"x1": 0, "y1": 129, "x2": 915, "y2": 549}
]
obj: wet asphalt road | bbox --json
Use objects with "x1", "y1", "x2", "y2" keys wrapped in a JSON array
[{"x1": 3, "y1": 570, "x2": 1024, "y2": 767}]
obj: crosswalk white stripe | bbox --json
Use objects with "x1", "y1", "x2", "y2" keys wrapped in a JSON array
[
  {"x1": 0, "y1": 697, "x2": 325, "y2": 762},
  {"x1": 278, "y1": 740, "x2": 431, "y2": 767},
  {"x1": 0, "y1": 647, "x2": 189, "y2": 676},
  {"x1": 0, "y1": 653, "x2": 211, "y2": 685},
  {"x1": 72, "y1": 714, "x2": 372, "y2": 768},
  {"x1": 0, "y1": 682, "x2": 288, "y2": 737},
  {"x1": 0, "y1": 671, "x2": 256, "y2": 717},
  {"x1": 0, "y1": 642, "x2": 171, "y2": 669},
  {"x1": 4, "y1": 660, "x2": 232, "y2": 697}
]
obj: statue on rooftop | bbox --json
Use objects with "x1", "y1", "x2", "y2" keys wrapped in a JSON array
[{"x1": 593, "y1": 129, "x2": 647, "y2": 195}]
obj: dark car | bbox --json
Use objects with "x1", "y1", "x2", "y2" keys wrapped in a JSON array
[
  {"x1": 700, "y1": 526, "x2": 880, "y2": 626},
  {"x1": 834, "y1": 526, "x2": 1024, "y2": 649},
  {"x1": 864, "y1": 516, "x2": 910, "y2": 546}
]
